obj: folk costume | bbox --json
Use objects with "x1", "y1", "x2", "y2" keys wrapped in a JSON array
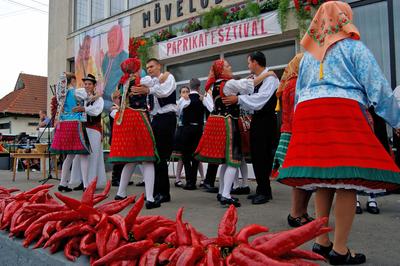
[
  {"x1": 108, "y1": 58, "x2": 159, "y2": 208},
  {"x1": 149, "y1": 70, "x2": 177, "y2": 202},
  {"x1": 195, "y1": 59, "x2": 253, "y2": 206},
  {"x1": 70, "y1": 74, "x2": 106, "y2": 190},
  {"x1": 238, "y1": 67, "x2": 279, "y2": 202},
  {"x1": 50, "y1": 73, "x2": 90, "y2": 191},
  {"x1": 277, "y1": 2, "x2": 400, "y2": 195}
]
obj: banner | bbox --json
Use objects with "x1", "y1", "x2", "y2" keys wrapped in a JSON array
[{"x1": 158, "y1": 11, "x2": 282, "y2": 59}]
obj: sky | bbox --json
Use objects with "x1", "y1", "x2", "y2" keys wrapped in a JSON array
[{"x1": 0, "y1": 0, "x2": 48, "y2": 98}]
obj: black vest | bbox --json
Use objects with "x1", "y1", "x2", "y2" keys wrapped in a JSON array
[
  {"x1": 182, "y1": 93, "x2": 205, "y2": 126},
  {"x1": 211, "y1": 80, "x2": 240, "y2": 118},
  {"x1": 86, "y1": 100, "x2": 102, "y2": 125},
  {"x1": 157, "y1": 90, "x2": 177, "y2": 107},
  {"x1": 254, "y1": 81, "x2": 277, "y2": 116},
  {"x1": 118, "y1": 82, "x2": 147, "y2": 110}
]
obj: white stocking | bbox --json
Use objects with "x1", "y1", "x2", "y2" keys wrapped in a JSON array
[
  {"x1": 60, "y1": 154, "x2": 75, "y2": 186},
  {"x1": 176, "y1": 160, "x2": 184, "y2": 181},
  {"x1": 240, "y1": 160, "x2": 248, "y2": 188},
  {"x1": 198, "y1": 162, "x2": 205, "y2": 181},
  {"x1": 233, "y1": 169, "x2": 240, "y2": 189},
  {"x1": 142, "y1": 162, "x2": 155, "y2": 202},
  {"x1": 218, "y1": 164, "x2": 227, "y2": 194},
  {"x1": 117, "y1": 163, "x2": 136, "y2": 197},
  {"x1": 80, "y1": 155, "x2": 89, "y2": 188},
  {"x1": 222, "y1": 166, "x2": 238, "y2": 199}
]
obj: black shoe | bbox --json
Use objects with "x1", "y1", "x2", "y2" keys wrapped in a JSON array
[
  {"x1": 174, "y1": 180, "x2": 183, "y2": 188},
  {"x1": 302, "y1": 213, "x2": 314, "y2": 223},
  {"x1": 114, "y1": 195, "x2": 127, "y2": 200},
  {"x1": 199, "y1": 181, "x2": 205, "y2": 188},
  {"x1": 287, "y1": 214, "x2": 303, "y2": 227},
  {"x1": 220, "y1": 196, "x2": 241, "y2": 207},
  {"x1": 112, "y1": 181, "x2": 120, "y2": 187},
  {"x1": 145, "y1": 200, "x2": 161, "y2": 209},
  {"x1": 247, "y1": 193, "x2": 257, "y2": 200},
  {"x1": 136, "y1": 181, "x2": 145, "y2": 187},
  {"x1": 328, "y1": 249, "x2": 366, "y2": 265},
  {"x1": 366, "y1": 201, "x2": 380, "y2": 214},
  {"x1": 58, "y1": 185, "x2": 72, "y2": 192},
  {"x1": 217, "y1": 193, "x2": 222, "y2": 202},
  {"x1": 183, "y1": 184, "x2": 197, "y2": 190},
  {"x1": 154, "y1": 194, "x2": 171, "y2": 204},
  {"x1": 128, "y1": 181, "x2": 134, "y2": 186},
  {"x1": 356, "y1": 201, "x2": 363, "y2": 214},
  {"x1": 251, "y1": 194, "x2": 269, "y2": 205},
  {"x1": 73, "y1": 182, "x2": 84, "y2": 191},
  {"x1": 312, "y1": 242, "x2": 333, "y2": 259},
  {"x1": 231, "y1": 186, "x2": 250, "y2": 195}
]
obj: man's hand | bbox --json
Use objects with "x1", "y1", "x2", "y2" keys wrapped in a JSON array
[
  {"x1": 222, "y1": 95, "x2": 238, "y2": 106},
  {"x1": 72, "y1": 106, "x2": 85, "y2": 113},
  {"x1": 131, "y1": 85, "x2": 149, "y2": 96},
  {"x1": 159, "y1": 72, "x2": 170, "y2": 83}
]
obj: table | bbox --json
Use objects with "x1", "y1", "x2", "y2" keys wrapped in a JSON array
[{"x1": 10, "y1": 153, "x2": 58, "y2": 181}]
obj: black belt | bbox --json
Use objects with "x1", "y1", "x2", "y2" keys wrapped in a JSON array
[
  {"x1": 183, "y1": 122, "x2": 203, "y2": 126},
  {"x1": 154, "y1": 111, "x2": 176, "y2": 117}
]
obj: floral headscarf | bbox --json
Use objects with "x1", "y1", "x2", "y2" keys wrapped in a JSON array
[
  {"x1": 301, "y1": 1, "x2": 360, "y2": 62},
  {"x1": 204, "y1": 59, "x2": 232, "y2": 92},
  {"x1": 276, "y1": 53, "x2": 303, "y2": 98}
]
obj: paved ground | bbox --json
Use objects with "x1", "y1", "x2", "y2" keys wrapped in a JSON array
[{"x1": 1, "y1": 170, "x2": 400, "y2": 265}]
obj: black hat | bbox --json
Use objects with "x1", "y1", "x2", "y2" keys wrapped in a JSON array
[{"x1": 82, "y1": 74, "x2": 97, "y2": 84}]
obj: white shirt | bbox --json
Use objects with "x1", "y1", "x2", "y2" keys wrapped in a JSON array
[
  {"x1": 74, "y1": 87, "x2": 89, "y2": 101},
  {"x1": 84, "y1": 96, "x2": 104, "y2": 117},
  {"x1": 223, "y1": 79, "x2": 254, "y2": 96},
  {"x1": 237, "y1": 68, "x2": 279, "y2": 111},
  {"x1": 148, "y1": 74, "x2": 177, "y2": 116},
  {"x1": 178, "y1": 91, "x2": 214, "y2": 115}
]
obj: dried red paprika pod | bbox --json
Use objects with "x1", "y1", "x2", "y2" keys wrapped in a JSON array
[{"x1": 235, "y1": 224, "x2": 269, "y2": 244}]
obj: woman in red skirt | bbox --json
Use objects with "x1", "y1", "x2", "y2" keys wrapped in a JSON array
[
  {"x1": 277, "y1": 1, "x2": 400, "y2": 265},
  {"x1": 195, "y1": 59, "x2": 273, "y2": 206}
]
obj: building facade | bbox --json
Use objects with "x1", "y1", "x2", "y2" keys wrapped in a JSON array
[{"x1": 48, "y1": 0, "x2": 400, "y2": 105}]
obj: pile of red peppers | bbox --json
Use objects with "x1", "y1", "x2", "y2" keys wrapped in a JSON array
[{"x1": 0, "y1": 178, "x2": 330, "y2": 265}]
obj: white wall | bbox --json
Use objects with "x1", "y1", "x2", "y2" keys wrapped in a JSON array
[{"x1": 0, "y1": 116, "x2": 39, "y2": 136}]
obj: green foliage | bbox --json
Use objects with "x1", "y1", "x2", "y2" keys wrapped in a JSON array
[
  {"x1": 238, "y1": 1, "x2": 261, "y2": 20},
  {"x1": 278, "y1": 0, "x2": 290, "y2": 30},
  {"x1": 137, "y1": 38, "x2": 154, "y2": 67},
  {"x1": 260, "y1": 0, "x2": 280, "y2": 13},
  {"x1": 201, "y1": 6, "x2": 227, "y2": 29}
]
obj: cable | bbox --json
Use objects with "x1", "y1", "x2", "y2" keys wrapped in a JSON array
[{"x1": 1, "y1": 0, "x2": 48, "y2": 14}]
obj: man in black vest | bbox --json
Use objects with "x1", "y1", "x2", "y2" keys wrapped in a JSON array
[
  {"x1": 223, "y1": 51, "x2": 279, "y2": 204},
  {"x1": 133, "y1": 58, "x2": 177, "y2": 204},
  {"x1": 180, "y1": 78, "x2": 206, "y2": 190}
]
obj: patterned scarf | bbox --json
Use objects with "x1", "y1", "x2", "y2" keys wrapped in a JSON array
[{"x1": 204, "y1": 59, "x2": 232, "y2": 94}]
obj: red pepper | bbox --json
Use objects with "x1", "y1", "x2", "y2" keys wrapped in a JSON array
[
  {"x1": 91, "y1": 240, "x2": 153, "y2": 266},
  {"x1": 232, "y1": 244, "x2": 294, "y2": 266},
  {"x1": 49, "y1": 240, "x2": 63, "y2": 254},
  {"x1": 24, "y1": 184, "x2": 54, "y2": 196},
  {"x1": 251, "y1": 233, "x2": 278, "y2": 247},
  {"x1": 25, "y1": 210, "x2": 81, "y2": 235},
  {"x1": 176, "y1": 246, "x2": 205, "y2": 266},
  {"x1": 96, "y1": 217, "x2": 114, "y2": 257},
  {"x1": 176, "y1": 208, "x2": 191, "y2": 246},
  {"x1": 235, "y1": 224, "x2": 269, "y2": 244},
  {"x1": 92, "y1": 180, "x2": 111, "y2": 202},
  {"x1": 54, "y1": 192, "x2": 82, "y2": 210},
  {"x1": 76, "y1": 203, "x2": 101, "y2": 224},
  {"x1": 255, "y1": 217, "x2": 331, "y2": 258},
  {"x1": 216, "y1": 235, "x2": 235, "y2": 247},
  {"x1": 108, "y1": 214, "x2": 129, "y2": 240},
  {"x1": 106, "y1": 228, "x2": 121, "y2": 254},
  {"x1": 138, "y1": 243, "x2": 168, "y2": 266},
  {"x1": 1, "y1": 200, "x2": 24, "y2": 229},
  {"x1": 188, "y1": 224, "x2": 202, "y2": 247},
  {"x1": 164, "y1": 231, "x2": 177, "y2": 245},
  {"x1": 218, "y1": 205, "x2": 237, "y2": 239},
  {"x1": 283, "y1": 249, "x2": 325, "y2": 261},
  {"x1": 147, "y1": 226, "x2": 174, "y2": 243},
  {"x1": 28, "y1": 189, "x2": 50, "y2": 203},
  {"x1": 42, "y1": 221, "x2": 57, "y2": 239},
  {"x1": 204, "y1": 245, "x2": 223, "y2": 266},
  {"x1": 201, "y1": 238, "x2": 217, "y2": 248},
  {"x1": 64, "y1": 236, "x2": 81, "y2": 261},
  {"x1": 167, "y1": 246, "x2": 187, "y2": 265},
  {"x1": 224, "y1": 254, "x2": 237, "y2": 266},
  {"x1": 11, "y1": 215, "x2": 38, "y2": 236},
  {"x1": 80, "y1": 232, "x2": 97, "y2": 256},
  {"x1": 81, "y1": 176, "x2": 98, "y2": 206},
  {"x1": 134, "y1": 216, "x2": 174, "y2": 241},
  {"x1": 96, "y1": 195, "x2": 136, "y2": 215},
  {"x1": 33, "y1": 235, "x2": 46, "y2": 249},
  {"x1": 24, "y1": 203, "x2": 66, "y2": 213},
  {"x1": 23, "y1": 223, "x2": 43, "y2": 247},
  {"x1": 158, "y1": 247, "x2": 176, "y2": 265},
  {"x1": 124, "y1": 194, "x2": 145, "y2": 233},
  {"x1": 44, "y1": 222, "x2": 94, "y2": 248}
]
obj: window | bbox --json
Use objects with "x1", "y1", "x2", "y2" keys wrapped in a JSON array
[
  {"x1": 0, "y1": 122, "x2": 10, "y2": 130},
  {"x1": 67, "y1": 58, "x2": 75, "y2": 73},
  {"x1": 75, "y1": 0, "x2": 90, "y2": 30},
  {"x1": 128, "y1": 0, "x2": 148, "y2": 9},
  {"x1": 111, "y1": 0, "x2": 126, "y2": 16},
  {"x1": 28, "y1": 122, "x2": 39, "y2": 127},
  {"x1": 91, "y1": 0, "x2": 106, "y2": 22}
]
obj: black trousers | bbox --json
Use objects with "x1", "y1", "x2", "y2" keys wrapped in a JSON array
[
  {"x1": 111, "y1": 163, "x2": 125, "y2": 184},
  {"x1": 204, "y1": 163, "x2": 219, "y2": 187},
  {"x1": 250, "y1": 112, "x2": 277, "y2": 197},
  {"x1": 151, "y1": 112, "x2": 177, "y2": 197},
  {"x1": 181, "y1": 125, "x2": 203, "y2": 186}
]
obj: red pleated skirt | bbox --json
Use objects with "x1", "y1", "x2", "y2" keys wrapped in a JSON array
[
  {"x1": 50, "y1": 121, "x2": 90, "y2": 154},
  {"x1": 109, "y1": 108, "x2": 157, "y2": 163},
  {"x1": 277, "y1": 98, "x2": 400, "y2": 192}
]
